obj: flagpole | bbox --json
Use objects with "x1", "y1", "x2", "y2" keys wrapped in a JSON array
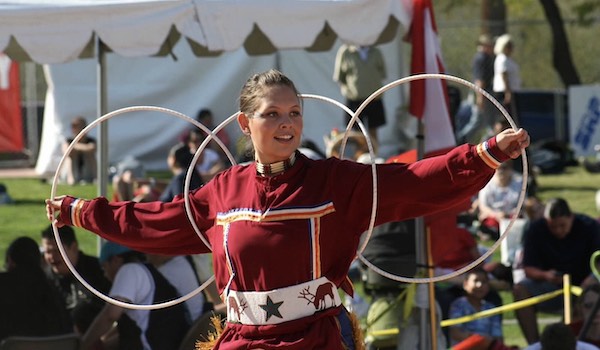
[{"x1": 408, "y1": 1, "x2": 452, "y2": 347}]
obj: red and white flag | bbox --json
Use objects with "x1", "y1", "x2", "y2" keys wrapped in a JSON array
[
  {"x1": 408, "y1": 0, "x2": 455, "y2": 154},
  {"x1": 0, "y1": 53, "x2": 24, "y2": 153}
]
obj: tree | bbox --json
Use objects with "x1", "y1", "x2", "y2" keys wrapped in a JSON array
[
  {"x1": 482, "y1": 0, "x2": 507, "y2": 38},
  {"x1": 538, "y1": 0, "x2": 580, "y2": 87}
]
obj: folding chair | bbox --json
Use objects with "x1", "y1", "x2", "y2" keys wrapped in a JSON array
[{"x1": 0, "y1": 333, "x2": 80, "y2": 350}]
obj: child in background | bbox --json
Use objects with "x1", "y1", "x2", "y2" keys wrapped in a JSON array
[{"x1": 449, "y1": 269, "x2": 504, "y2": 349}]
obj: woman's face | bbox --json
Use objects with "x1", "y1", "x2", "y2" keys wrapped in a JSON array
[{"x1": 238, "y1": 85, "x2": 303, "y2": 164}]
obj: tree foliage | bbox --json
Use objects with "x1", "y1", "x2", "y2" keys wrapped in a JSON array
[
  {"x1": 539, "y1": 0, "x2": 580, "y2": 87},
  {"x1": 571, "y1": 0, "x2": 600, "y2": 26},
  {"x1": 433, "y1": 0, "x2": 599, "y2": 91}
]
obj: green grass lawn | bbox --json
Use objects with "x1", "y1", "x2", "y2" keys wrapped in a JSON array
[
  {"x1": 1, "y1": 162, "x2": 599, "y2": 347},
  {"x1": 0, "y1": 179, "x2": 101, "y2": 259},
  {"x1": 0, "y1": 170, "x2": 171, "y2": 259}
]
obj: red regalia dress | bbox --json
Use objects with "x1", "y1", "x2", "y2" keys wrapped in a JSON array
[{"x1": 59, "y1": 138, "x2": 508, "y2": 349}]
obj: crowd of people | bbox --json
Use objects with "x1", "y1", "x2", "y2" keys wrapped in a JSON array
[
  {"x1": 0, "y1": 34, "x2": 595, "y2": 350},
  {"x1": 1, "y1": 225, "x2": 224, "y2": 349}
]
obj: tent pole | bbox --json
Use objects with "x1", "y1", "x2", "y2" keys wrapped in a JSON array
[
  {"x1": 415, "y1": 119, "x2": 430, "y2": 350},
  {"x1": 426, "y1": 227, "x2": 438, "y2": 349},
  {"x1": 95, "y1": 35, "x2": 108, "y2": 254}
]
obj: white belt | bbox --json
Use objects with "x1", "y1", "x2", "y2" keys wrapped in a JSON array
[{"x1": 226, "y1": 277, "x2": 342, "y2": 325}]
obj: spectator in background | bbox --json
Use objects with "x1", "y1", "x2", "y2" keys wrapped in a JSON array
[
  {"x1": 514, "y1": 198, "x2": 600, "y2": 344},
  {"x1": 429, "y1": 204, "x2": 507, "y2": 345},
  {"x1": 154, "y1": 142, "x2": 224, "y2": 319},
  {"x1": 186, "y1": 129, "x2": 226, "y2": 183},
  {"x1": 111, "y1": 155, "x2": 164, "y2": 203},
  {"x1": 540, "y1": 323, "x2": 578, "y2": 350},
  {"x1": 81, "y1": 241, "x2": 188, "y2": 350},
  {"x1": 524, "y1": 196, "x2": 545, "y2": 222},
  {"x1": 449, "y1": 269, "x2": 504, "y2": 348},
  {"x1": 147, "y1": 254, "x2": 210, "y2": 323},
  {"x1": 477, "y1": 160, "x2": 523, "y2": 241},
  {"x1": 333, "y1": 44, "x2": 387, "y2": 145},
  {"x1": 159, "y1": 142, "x2": 204, "y2": 203},
  {"x1": 523, "y1": 322, "x2": 599, "y2": 350},
  {"x1": 196, "y1": 108, "x2": 231, "y2": 154},
  {"x1": 457, "y1": 34, "x2": 496, "y2": 144},
  {"x1": 570, "y1": 284, "x2": 600, "y2": 347},
  {"x1": 0, "y1": 236, "x2": 71, "y2": 341},
  {"x1": 0, "y1": 183, "x2": 13, "y2": 205},
  {"x1": 62, "y1": 116, "x2": 97, "y2": 185},
  {"x1": 493, "y1": 34, "x2": 521, "y2": 121},
  {"x1": 324, "y1": 128, "x2": 383, "y2": 163},
  {"x1": 41, "y1": 224, "x2": 111, "y2": 333},
  {"x1": 181, "y1": 108, "x2": 231, "y2": 161}
]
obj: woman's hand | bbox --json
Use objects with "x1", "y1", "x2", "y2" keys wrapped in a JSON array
[
  {"x1": 496, "y1": 128, "x2": 530, "y2": 159},
  {"x1": 45, "y1": 195, "x2": 65, "y2": 227}
]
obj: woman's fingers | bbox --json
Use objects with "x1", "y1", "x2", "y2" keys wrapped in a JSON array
[
  {"x1": 497, "y1": 128, "x2": 530, "y2": 159},
  {"x1": 45, "y1": 196, "x2": 66, "y2": 227}
]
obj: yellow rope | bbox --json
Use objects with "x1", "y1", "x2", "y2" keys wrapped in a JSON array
[
  {"x1": 368, "y1": 284, "x2": 582, "y2": 336},
  {"x1": 440, "y1": 284, "x2": 581, "y2": 328},
  {"x1": 440, "y1": 289, "x2": 563, "y2": 328}
]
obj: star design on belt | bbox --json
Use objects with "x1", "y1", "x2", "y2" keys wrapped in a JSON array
[{"x1": 259, "y1": 296, "x2": 284, "y2": 321}]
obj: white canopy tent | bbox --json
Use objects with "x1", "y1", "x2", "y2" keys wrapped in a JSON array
[
  {"x1": 0, "y1": 0, "x2": 416, "y2": 176},
  {"x1": 1, "y1": 0, "x2": 411, "y2": 62}
]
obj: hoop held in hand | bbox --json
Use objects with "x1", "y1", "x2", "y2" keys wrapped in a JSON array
[{"x1": 50, "y1": 106, "x2": 232, "y2": 310}]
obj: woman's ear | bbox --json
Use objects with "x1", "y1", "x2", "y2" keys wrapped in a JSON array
[{"x1": 237, "y1": 113, "x2": 251, "y2": 135}]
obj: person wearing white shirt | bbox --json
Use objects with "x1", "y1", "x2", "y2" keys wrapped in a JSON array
[{"x1": 493, "y1": 34, "x2": 521, "y2": 119}]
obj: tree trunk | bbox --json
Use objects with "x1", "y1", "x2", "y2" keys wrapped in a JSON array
[
  {"x1": 539, "y1": 0, "x2": 581, "y2": 87},
  {"x1": 481, "y1": 0, "x2": 506, "y2": 38}
]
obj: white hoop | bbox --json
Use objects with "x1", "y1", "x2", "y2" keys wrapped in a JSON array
[
  {"x1": 184, "y1": 112, "x2": 240, "y2": 251},
  {"x1": 50, "y1": 106, "x2": 229, "y2": 310},
  {"x1": 300, "y1": 94, "x2": 379, "y2": 256},
  {"x1": 356, "y1": 73, "x2": 528, "y2": 284}
]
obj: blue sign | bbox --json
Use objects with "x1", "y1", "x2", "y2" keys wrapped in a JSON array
[{"x1": 574, "y1": 97, "x2": 600, "y2": 151}]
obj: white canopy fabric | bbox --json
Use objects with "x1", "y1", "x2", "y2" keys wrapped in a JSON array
[
  {"x1": 191, "y1": 0, "x2": 411, "y2": 54},
  {"x1": 0, "y1": 0, "x2": 195, "y2": 63},
  {"x1": 1, "y1": 0, "x2": 412, "y2": 63},
  {"x1": 0, "y1": 0, "x2": 418, "y2": 175}
]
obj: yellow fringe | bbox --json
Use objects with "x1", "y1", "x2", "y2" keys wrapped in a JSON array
[{"x1": 195, "y1": 315, "x2": 225, "y2": 350}]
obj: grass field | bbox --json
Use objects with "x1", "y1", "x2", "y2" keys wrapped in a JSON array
[
  {"x1": 1, "y1": 162, "x2": 599, "y2": 347},
  {"x1": 0, "y1": 171, "x2": 171, "y2": 258}
]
